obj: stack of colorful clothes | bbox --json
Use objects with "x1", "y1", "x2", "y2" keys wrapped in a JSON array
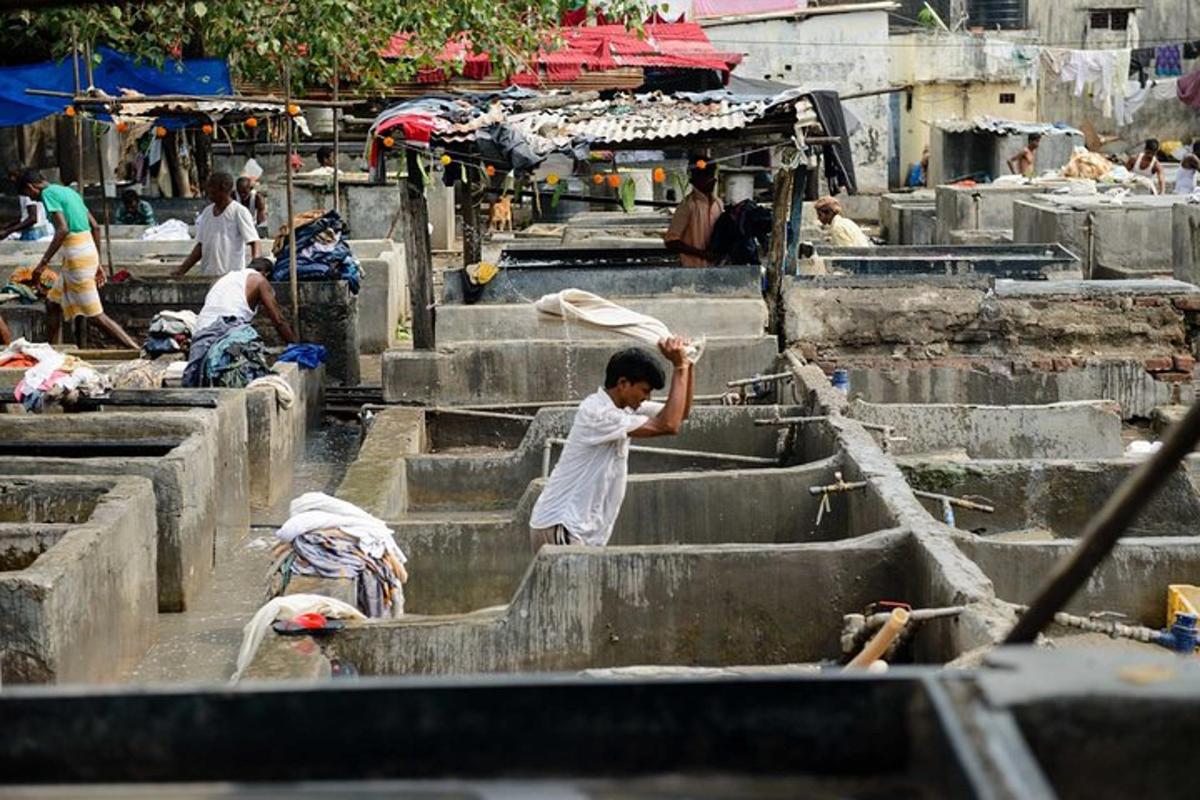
[
  {"x1": 182, "y1": 317, "x2": 271, "y2": 389},
  {"x1": 143, "y1": 310, "x2": 198, "y2": 358},
  {"x1": 2, "y1": 265, "x2": 58, "y2": 304},
  {"x1": 269, "y1": 492, "x2": 409, "y2": 618},
  {"x1": 1, "y1": 338, "x2": 111, "y2": 412},
  {"x1": 272, "y1": 210, "x2": 363, "y2": 294}
]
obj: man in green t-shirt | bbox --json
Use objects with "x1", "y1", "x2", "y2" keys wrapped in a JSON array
[{"x1": 20, "y1": 171, "x2": 137, "y2": 349}]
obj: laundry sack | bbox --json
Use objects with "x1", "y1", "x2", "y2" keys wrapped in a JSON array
[{"x1": 533, "y1": 288, "x2": 704, "y2": 364}]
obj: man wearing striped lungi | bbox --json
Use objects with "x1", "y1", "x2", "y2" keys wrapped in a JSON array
[{"x1": 20, "y1": 171, "x2": 138, "y2": 349}]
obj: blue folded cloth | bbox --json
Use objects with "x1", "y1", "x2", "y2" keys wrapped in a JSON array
[{"x1": 277, "y1": 343, "x2": 328, "y2": 370}]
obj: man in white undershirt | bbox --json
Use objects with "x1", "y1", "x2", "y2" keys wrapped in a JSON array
[
  {"x1": 174, "y1": 172, "x2": 260, "y2": 277},
  {"x1": 529, "y1": 339, "x2": 695, "y2": 551}
]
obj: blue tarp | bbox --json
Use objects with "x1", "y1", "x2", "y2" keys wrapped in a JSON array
[{"x1": 0, "y1": 46, "x2": 231, "y2": 128}]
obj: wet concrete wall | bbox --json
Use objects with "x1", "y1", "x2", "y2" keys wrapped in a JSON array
[
  {"x1": 833, "y1": 358, "x2": 1194, "y2": 420},
  {"x1": 0, "y1": 476, "x2": 157, "y2": 684},
  {"x1": 959, "y1": 536, "x2": 1200, "y2": 627},
  {"x1": 785, "y1": 277, "x2": 1200, "y2": 360},
  {"x1": 100, "y1": 278, "x2": 359, "y2": 385},
  {"x1": 333, "y1": 531, "x2": 955, "y2": 675},
  {"x1": 0, "y1": 404, "x2": 247, "y2": 612},
  {"x1": 1012, "y1": 195, "x2": 1182, "y2": 277},
  {"x1": 901, "y1": 459, "x2": 1200, "y2": 539},
  {"x1": 435, "y1": 298, "x2": 768, "y2": 344},
  {"x1": 1173, "y1": 202, "x2": 1200, "y2": 286},
  {"x1": 382, "y1": 338, "x2": 780, "y2": 405},
  {"x1": 850, "y1": 399, "x2": 1124, "y2": 459},
  {"x1": 935, "y1": 184, "x2": 1049, "y2": 245}
]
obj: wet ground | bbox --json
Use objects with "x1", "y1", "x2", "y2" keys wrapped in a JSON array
[{"x1": 121, "y1": 416, "x2": 363, "y2": 685}]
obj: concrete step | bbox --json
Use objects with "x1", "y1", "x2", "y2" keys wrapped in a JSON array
[
  {"x1": 382, "y1": 335, "x2": 780, "y2": 405},
  {"x1": 435, "y1": 298, "x2": 768, "y2": 344}
]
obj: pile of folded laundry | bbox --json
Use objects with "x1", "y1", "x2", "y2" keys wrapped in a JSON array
[
  {"x1": 269, "y1": 492, "x2": 408, "y2": 618},
  {"x1": 1, "y1": 265, "x2": 57, "y2": 304},
  {"x1": 0, "y1": 338, "x2": 110, "y2": 412},
  {"x1": 143, "y1": 310, "x2": 198, "y2": 358},
  {"x1": 271, "y1": 210, "x2": 362, "y2": 294}
]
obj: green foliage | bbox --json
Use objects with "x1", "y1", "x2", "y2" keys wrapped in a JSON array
[{"x1": 7, "y1": 0, "x2": 653, "y2": 95}]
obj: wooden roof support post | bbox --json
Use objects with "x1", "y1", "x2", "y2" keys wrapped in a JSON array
[
  {"x1": 462, "y1": 168, "x2": 482, "y2": 268},
  {"x1": 283, "y1": 63, "x2": 300, "y2": 339},
  {"x1": 84, "y1": 41, "x2": 113, "y2": 277},
  {"x1": 405, "y1": 149, "x2": 435, "y2": 350},
  {"x1": 765, "y1": 166, "x2": 795, "y2": 339},
  {"x1": 332, "y1": 54, "x2": 340, "y2": 215}
]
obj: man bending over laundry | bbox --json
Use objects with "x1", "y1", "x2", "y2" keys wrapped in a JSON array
[
  {"x1": 184, "y1": 257, "x2": 297, "y2": 387},
  {"x1": 529, "y1": 339, "x2": 695, "y2": 552}
]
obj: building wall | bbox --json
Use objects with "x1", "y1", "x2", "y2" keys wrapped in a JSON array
[
  {"x1": 1027, "y1": 0, "x2": 1199, "y2": 151},
  {"x1": 704, "y1": 10, "x2": 892, "y2": 193},
  {"x1": 891, "y1": 31, "x2": 1039, "y2": 180}
]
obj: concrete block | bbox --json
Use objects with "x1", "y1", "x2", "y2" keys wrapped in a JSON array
[
  {"x1": 0, "y1": 407, "x2": 246, "y2": 612},
  {"x1": 1014, "y1": 195, "x2": 1184, "y2": 277},
  {"x1": 835, "y1": 359, "x2": 1193, "y2": 421},
  {"x1": 1172, "y1": 202, "x2": 1200, "y2": 286},
  {"x1": 382, "y1": 336, "x2": 780, "y2": 405},
  {"x1": 0, "y1": 476, "x2": 158, "y2": 684},
  {"x1": 849, "y1": 400, "x2": 1124, "y2": 459},
  {"x1": 434, "y1": 298, "x2": 768, "y2": 344},
  {"x1": 352, "y1": 240, "x2": 407, "y2": 353},
  {"x1": 443, "y1": 264, "x2": 763, "y2": 303},
  {"x1": 934, "y1": 184, "x2": 1048, "y2": 245},
  {"x1": 331, "y1": 530, "x2": 975, "y2": 675}
]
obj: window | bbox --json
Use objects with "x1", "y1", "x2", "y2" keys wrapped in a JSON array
[
  {"x1": 999, "y1": 93, "x2": 1016, "y2": 104},
  {"x1": 1089, "y1": 9, "x2": 1133, "y2": 30}
]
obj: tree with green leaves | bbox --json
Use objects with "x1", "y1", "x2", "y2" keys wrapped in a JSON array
[{"x1": 5, "y1": 0, "x2": 656, "y2": 94}]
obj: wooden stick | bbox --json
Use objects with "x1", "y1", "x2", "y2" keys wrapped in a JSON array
[
  {"x1": 283, "y1": 64, "x2": 301, "y2": 340},
  {"x1": 1006, "y1": 397, "x2": 1200, "y2": 643}
]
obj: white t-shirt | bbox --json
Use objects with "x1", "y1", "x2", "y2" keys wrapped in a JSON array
[
  {"x1": 19, "y1": 196, "x2": 50, "y2": 238},
  {"x1": 529, "y1": 389, "x2": 663, "y2": 546},
  {"x1": 195, "y1": 202, "x2": 259, "y2": 276}
]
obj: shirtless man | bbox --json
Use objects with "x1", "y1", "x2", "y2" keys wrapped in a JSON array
[{"x1": 1006, "y1": 133, "x2": 1041, "y2": 177}]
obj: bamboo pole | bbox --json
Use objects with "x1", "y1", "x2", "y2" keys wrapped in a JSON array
[
  {"x1": 84, "y1": 42, "x2": 114, "y2": 278},
  {"x1": 71, "y1": 31, "x2": 83, "y2": 189},
  {"x1": 25, "y1": 88, "x2": 356, "y2": 108},
  {"x1": 332, "y1": 55, "x2": 340, "y2": 215},
  {"x1": 283, "y1": 63, "x2": 300, "y2": 340}
]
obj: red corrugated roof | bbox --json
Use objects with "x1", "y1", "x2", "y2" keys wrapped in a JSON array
[{"x1": 383, "y1": 22, "x2": 741, "y2": 86}]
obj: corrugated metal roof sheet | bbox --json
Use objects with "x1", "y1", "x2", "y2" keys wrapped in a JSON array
[
  {"x1": 932, "y1": 116, "x2": 1082, "y2": 136},
  {"x1": 509, "y1": 92, "x2": 815, "y2": 145}
]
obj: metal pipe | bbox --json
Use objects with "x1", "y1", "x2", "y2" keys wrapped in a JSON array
[
  {"x1": 808, "y1": 479, "x2": 868, "y2": 496},
  {"x1": 1006, "y1": 396, "x2": 1200, "y2": 644},
  {"x1": 754, "y1": 416, "x2": 828, "y2": 426},
  {"x1": 429, "y1": 407, "x2": 535, "y2": 422},
  {"x1": 726, "y1": 371, "x2": 794, "y2": 389},
  {"x1": 542, "y1": 437, "x2": 777, "y2": 477},
  {"x1": 914, "y1": 490, "x2": 994, "y2": 513}
]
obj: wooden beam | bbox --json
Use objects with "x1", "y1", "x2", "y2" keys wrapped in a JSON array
[{"x1": 404, "y1": 150, "x2": 436, "y2": 350}]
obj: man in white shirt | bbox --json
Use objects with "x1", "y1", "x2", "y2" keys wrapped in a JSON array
[
  {"x1": 173, "y1": 172, "x2": 260, "y2": 277},
  {"x1": 529, "y1": 338, "x2": 695, "y2": 551}
]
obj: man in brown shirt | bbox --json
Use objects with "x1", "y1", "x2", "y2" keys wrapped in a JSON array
[{"x1": 664, "y1": 162, "x2": 723, "y2": 267}]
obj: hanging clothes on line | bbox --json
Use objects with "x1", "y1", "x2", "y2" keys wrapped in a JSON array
[{"x1": 1046, "y1": 47, "x2": 1131, "y2": 119}]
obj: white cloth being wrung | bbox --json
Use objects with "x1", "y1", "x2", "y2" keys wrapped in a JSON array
[{"x1": 534, "y1": 288, "x2": 704, "y2": 363}]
